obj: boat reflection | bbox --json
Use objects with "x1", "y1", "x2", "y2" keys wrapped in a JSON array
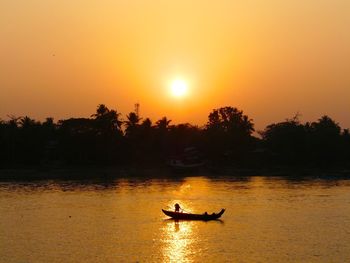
[{"x1": 174, "y1": 220, "x2": 180, "y2": 232}]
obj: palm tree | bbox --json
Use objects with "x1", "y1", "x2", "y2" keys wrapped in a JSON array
[
  {"x1": 92, "y1": 104, "x2": 109, "y2": 118},
  {"x1": 141, "y1": 118, "x2": 152, "y2": 130},
  {"x1": 155, "y1": 117, "x2": 171, "y2": 131},
  {"x1": 125, "y1": 112, "x2": 141, "y2": 138},
  {"x1": 92, "y1": 104, "x2": 123, "y2": 135},
  {"x1": 19, "y1": 116, "x2": 38, "y2": 129}
]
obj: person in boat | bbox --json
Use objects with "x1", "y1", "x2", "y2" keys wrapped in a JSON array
[{"x1": 175, "y1": 203, "x2": 181, "y2": 213}]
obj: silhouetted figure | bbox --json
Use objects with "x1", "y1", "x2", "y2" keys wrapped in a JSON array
[{"x1": 175, "y1": 203, "x2": 181, "y2": 212}]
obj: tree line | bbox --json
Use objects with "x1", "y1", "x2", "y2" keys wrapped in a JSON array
[{"x1": 0, "y1": 104, "x2": 349, "y2": 168}]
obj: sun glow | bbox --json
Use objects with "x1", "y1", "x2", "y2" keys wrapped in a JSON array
[{"x1": 170, "y1": 79, "x2": 188, "y2": 98}]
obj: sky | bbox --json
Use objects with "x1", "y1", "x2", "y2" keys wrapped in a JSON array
[{"x1": 1, "y1": 0, "x2": 349, "y2": 130}]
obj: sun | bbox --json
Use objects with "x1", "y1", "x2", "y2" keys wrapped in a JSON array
[{"x1": 170, "y1": 79, "x2": 188, "y2": 98}]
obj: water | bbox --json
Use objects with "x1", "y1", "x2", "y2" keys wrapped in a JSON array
[{"x1": 1, "y1": 175, "x2": 350, "y2": 262}]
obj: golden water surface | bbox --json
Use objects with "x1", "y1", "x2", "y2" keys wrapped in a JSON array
[{"x1": 1, "y1": 175, "x2": 350, "y2": 262}]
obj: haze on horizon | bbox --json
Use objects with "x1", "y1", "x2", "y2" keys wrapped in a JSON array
[{"x1": 1, "y1": 0, "x2": 349, "y2": 130}]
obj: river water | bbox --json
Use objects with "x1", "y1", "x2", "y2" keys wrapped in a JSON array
[{"x1": 1, "y1": 175, "x2": 350, "y2": 262}]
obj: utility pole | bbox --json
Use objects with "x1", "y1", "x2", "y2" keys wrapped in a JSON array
[{"x1": 135, "y1": 103, "x2": 140, "y2": 118}]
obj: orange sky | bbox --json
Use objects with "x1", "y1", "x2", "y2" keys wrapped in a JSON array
[{"x1": 1, "y1": 0, "x2": 349, "y2": 130}]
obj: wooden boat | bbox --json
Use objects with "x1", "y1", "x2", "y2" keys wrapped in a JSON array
[
  {"x1": 162, "y1": 208, "x2": 225, "y2": 221},
  {"x1": 167, "y1": 159, "x2": 205, "y2": 171},
  {"x1": 167, "y1": 147, "x2": 205, "y2": 172}
]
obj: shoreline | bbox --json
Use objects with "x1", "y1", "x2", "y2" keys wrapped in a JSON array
[{"x1": 0, "y1": 165, "x2": 349, "y2": 181}]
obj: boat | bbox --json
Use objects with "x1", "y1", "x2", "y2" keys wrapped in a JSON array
[
  {"x1": 167, "y1": 159, "x2": 205, "y2": 171},
  {"x1": 167, "y1": 147, "x2": 205, "y2": 171},
  {"x1": 162, "y1": 208, "x2": 225, "y2": 221}
]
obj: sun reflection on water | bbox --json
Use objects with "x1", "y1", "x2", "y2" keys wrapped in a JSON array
[
  {"x1": 159, "y1": 178, "x2": 212, "y2": 262},
  {"x1": 161, "y1": 220, "x2": 195, "y2": 262}
]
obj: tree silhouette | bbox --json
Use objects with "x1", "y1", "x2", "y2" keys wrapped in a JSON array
[
  {"x1": 153, "y1": 117, "x2": 172, "y2": 157},
  {"x1": 261, "y1": 115, "x2": 307, "y2": 164},
  {"x1": 207, "y1": 107, "x2": 254, "y2": 135},
  {"x1": 91, "y1": 104, "x2": 124, "y2": 163},
  {"x1": 125, "y1": 112, "x2": 141, "y2": 138},
  {"x1": 0, "y1": 116, "x2": 21, "y2": 165},
  {"x1": 205, "y1": 106, "x2": 254, "y2": 164},
  {"x1": 308, "y1": 115, "x2": 342, "y2": 165},
  {"x1": 0, "y1": 104, "x2": 349, "y2": 170},
  {"x1": 141, "y1": 118, "x2": 152, "y2": 130},
  {"x1": 92, "y1": 104, "x2": 123, "y2": 136},
  {"x1": 155, "y1": 117, "x2": 171, "y2": 131},
  {"x1": 168, "y1": 123, "x2": 202, "y2": 154}
]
